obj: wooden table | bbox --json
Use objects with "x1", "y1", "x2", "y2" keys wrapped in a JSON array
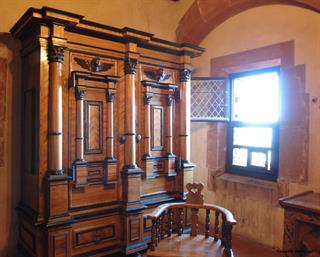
[{"x1": 279, "y1": 191, "x2": 320, "y2": 257}]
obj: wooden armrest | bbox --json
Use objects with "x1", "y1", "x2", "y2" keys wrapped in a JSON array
[
  {"x1": 146, "y1": 203, "x2": 182, "y2": 220},
  {"x1": 146, "y1": 202, "x2": 236, "y2": 225}
]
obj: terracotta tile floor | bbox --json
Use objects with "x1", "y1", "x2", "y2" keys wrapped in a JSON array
[
  {"x1": 140, "y1": 235, "x2": 282, "y2": 257},
  {"x1": 232, "y1": 235, "x2": 282, "y2": 257}
]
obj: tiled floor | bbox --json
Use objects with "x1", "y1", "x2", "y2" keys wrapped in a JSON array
[
  {"x1": 232, "y1": 235, "x2": 282, "y2": 257},
  {"x1": 140, "y1": 235, "x2": 282, "y2": 257}
]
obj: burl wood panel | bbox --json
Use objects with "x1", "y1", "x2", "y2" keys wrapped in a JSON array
[
  {"x1": 151, "y1": 106, "x2": 164, "y2": 150},
  {"x1": 0, "y1": 58, "x2": 7, "y2": 167},
  {"x1": 84, "y1": 101, "x2": 103, "y2": 154}
]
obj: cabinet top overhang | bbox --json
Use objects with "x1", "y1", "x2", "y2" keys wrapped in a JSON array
[{"x1": 10, "y1": 6, "x2": 205, "y2": 58}]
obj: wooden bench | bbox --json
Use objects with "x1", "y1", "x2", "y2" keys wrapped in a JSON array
[{"x1": 146, "y1": 183, "x2": 237, "y2": 257}]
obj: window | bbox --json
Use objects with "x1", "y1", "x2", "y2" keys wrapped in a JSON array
[
  {"x1": 191, "y1": 67, "x2": 281, "y2": 181},
  {"x1": 227, "y1": 68, "x2": 280, "y2": 181},
  {"x1": 191, "y1": 78, "x2": 228, "y2": 121}
]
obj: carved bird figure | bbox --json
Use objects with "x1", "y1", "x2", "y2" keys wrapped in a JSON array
[
  {"x1": 74, "y1": 57, "x2": 113, "y2": 72},
  {"x1": 145, "y1": 68, "x2": 171, "y2": 82}
]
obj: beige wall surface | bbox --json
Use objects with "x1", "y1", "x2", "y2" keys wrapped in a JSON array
[
  {"x1": 191, "y1": 5, "x2": 320, "y2": 249},
  {"x1": 0, "y1": 35, "x2": 21, "y2": 257},
  {"x1": 0, "y1": 0, "x2": 193, "y2": 41},
  {"x1": 0, "y1": 1, "x2": 193, "y2": 256}
]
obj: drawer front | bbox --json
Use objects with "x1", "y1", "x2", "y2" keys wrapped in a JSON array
[
  {"x1": 76, "y1": 224, "x2": 115, "y2": 246},
  {"x1": 72, "y1": 215, "x2": 120, "y2": 255}
]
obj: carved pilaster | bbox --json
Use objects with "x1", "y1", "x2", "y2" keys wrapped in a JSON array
[{"x1": 124, "y1": 58, "x2": 137, "y2": 75}]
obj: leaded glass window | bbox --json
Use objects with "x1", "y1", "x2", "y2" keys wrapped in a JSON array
[{"x1": 191, "y1": 78, "x2": 228, "y2": 121}]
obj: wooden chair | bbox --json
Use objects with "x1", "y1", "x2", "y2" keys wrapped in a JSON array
[{"x1": 146, "y1": 183, "x2": 237, "y2": 257}]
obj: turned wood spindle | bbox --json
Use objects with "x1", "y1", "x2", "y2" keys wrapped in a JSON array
[
  {"x1": 221, "y1": 216, "x2": 226, "y2": 246},
  {"x1": 205, "y1": 209, "x2": 210, "y2": 238},
  {"x1": 178, "y1": 208, "x2": 184, "y2": 236},
  {"x1": 224, "y1": 224, "x2": 233, "y2": 257},
  {"x1": 214, "y1": 211, "x2": 220, "y2": 241},
  {"x1": 190, "y1": 208, "x2": 199, "y2": 236},
  {"x1": 155, "y1": 218, "x2": 160, "y2": 246},
  {"x1": 151, "y1": 219, "x2": 156, "y2": 251},
  {"x1": 156, "y1": 218, "x2": 161, "y2": 244},
  {"x1": 168, "y1": 208, "x2": 173, "y2": 237},
  {"x1": 160, "y1": 213, "x2": 165, "y2": 239}
]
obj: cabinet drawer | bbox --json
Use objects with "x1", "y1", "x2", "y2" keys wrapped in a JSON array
[
  {"x1": 72, "y1": 215, "x2": 120, "y2": 255},
  {"x1": 76, "y1": 224, "x2": 115, "y2": 246}
]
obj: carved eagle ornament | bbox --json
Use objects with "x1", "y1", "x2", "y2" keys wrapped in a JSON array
[
  {"x1": 74, "y1": 57, "x2": 113, "y2": 72},
  {"x1": 144, "y1": 68, "x2": 171, "y2": 82}
]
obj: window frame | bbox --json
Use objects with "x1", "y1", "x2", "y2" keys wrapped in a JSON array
[{"x1": 226, "y1": 67, "x2": 281, "y2": 181}]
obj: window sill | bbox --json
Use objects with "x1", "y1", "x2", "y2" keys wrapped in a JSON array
[{"x1": 214, "y1": 173, "x2": 280, "y2": 205}]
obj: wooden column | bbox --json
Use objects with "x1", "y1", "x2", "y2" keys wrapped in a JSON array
[
  {"x1": 124, "y1": 57, "x2": 139, "y2": 170},
  {"x1": 178, "y1": 67, "x2": 194, "y2": 198},
  {"x1": 121, "y1": 46, "x2": 146, "y2": 255},
  {"x1": 75, "y1": 87, "x2": 86, "y2": 162},
  {"x1": 45, "y1": 36, "x2": 71, "y2": 228},
  {"x1": 143, "y1": 94, "x2": 155, "y2": 178},
  {"x1": 106, "y1": 89, "x2": 115, "y2": 160},
  {"x1": 166, "y1": 95, "x2": 174, "y2": 155},
  {"x1": 179, "y1": 68, "x2": 191, "y2": 163},
  {"x1": 47, "y1": 43, "x2": 66, "y2": 175},
  {"x1": 105, "y1": 89, "x2": 117, "y2": 183},
  {"x1": 164, "y1": 95, "x2": 176, "y2": 176},
  {"x1": 144, "y1": 94, "x2": 152, "y2": 158},
  {"x1": 73, "y1": 86, "x2": 88, "y2": 188}
]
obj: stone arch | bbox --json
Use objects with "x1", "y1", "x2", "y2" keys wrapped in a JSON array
[{"x1": 176, "y1": 0, "x2": 320, "y2": 44}]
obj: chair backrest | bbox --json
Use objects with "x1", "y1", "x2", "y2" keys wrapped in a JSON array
[
  {"x1": 146, "y1": 182, "x2": 236, "y2": 257},
  {"x1": 186, "y1": 182, "x2": 204, "y2": 204}
]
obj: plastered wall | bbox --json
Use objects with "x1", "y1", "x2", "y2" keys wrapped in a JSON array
[
  {"x1": 0, "y1": 1, "x2": 193, "y2": 256},
  {"x1": 191, "y1": 5, "x2": 320, "y2": 249},
  {"x1": 0, "y1": 0, "x2": 193, "y2": 42}
]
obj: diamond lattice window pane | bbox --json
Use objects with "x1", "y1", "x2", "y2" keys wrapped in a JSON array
[{"x1": 191, "y1": 78, "x2": 228, "y2": 121}]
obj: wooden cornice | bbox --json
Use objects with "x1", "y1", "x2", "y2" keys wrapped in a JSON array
[{"x1": 11, "y1": 6, "x2": 205, "y2": 58}]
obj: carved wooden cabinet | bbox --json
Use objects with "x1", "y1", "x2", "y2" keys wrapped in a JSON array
[{"x1": 11, "y1": 7, "x2": 204, "y2": 257}]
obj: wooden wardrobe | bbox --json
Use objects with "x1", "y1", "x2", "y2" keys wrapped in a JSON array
[{"x1": 11, "y1": 7, "x2": 204, "y2": 257}]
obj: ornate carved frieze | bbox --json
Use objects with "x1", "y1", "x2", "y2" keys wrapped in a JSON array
[
  {"x1": 47, "y1": 44, "x2": 66, "y2": 63},
  {"x1": 74, "y1": 57, "x2": 113, "y2": 72},
  {"x1": 75, "y1": 87, "x2": 86, "y2": 100},
  {"x1": 145, "y1": 68, "x2": 171, "y2": 82},
  {"x1": 179, "y1": 68, "x2": 191, "y2": 82},
  {"x1": 124, "y1": 58, "x2": 137, "y2": 75}
]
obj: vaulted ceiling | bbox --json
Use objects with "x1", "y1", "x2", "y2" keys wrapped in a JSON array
[{"x1": 176, "y1": 0, "x2": 320, "y2": 44}]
